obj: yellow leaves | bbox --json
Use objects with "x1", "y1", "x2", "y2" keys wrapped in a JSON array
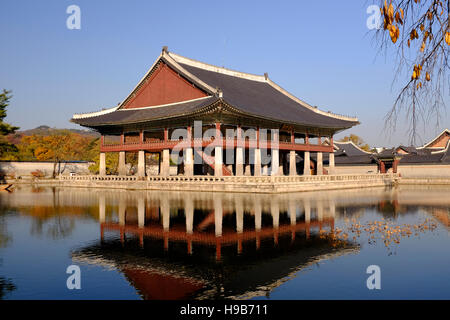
[
  {"x1": 416, "y1": 82, "x2": 422, "y2": 90},
  {"x1": 446, "y1": 32, "x2": 450, "y2": 45},
  {"x1": 420, "y1": 41, "x2": 425, "y2": 52},
  {"x1": 412, "y1": 64, "x2": 422, "y2": 80},
  {"x1": 426, "y1": 72, "x2": 431, "y2": 81},
  {"x1": 389, "y1": 24, "x2": 400, "y2": 43},
  {"x1": 420, "y1": 24, "x2": 424, "y2": 31},
  {"x1": 410, "y1": 28, "x2": 419, "y2": 40}
]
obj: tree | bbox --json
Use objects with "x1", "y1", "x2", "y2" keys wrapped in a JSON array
[
  {"x1": 375, "y1": 1, "x2": 450, "y2": 144},
  {"x1": 0, "y1": 90, "x2": 19, "y2": 157},
  {"x1": 339, "y1": 134, "x2": 371, "y2": 151},
  {"x1": 17, "y1": 131, "x2": 94, "y2": 177}
]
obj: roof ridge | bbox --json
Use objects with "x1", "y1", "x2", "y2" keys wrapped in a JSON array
[
  {"x1": 420, "y1": 128, "x2": 450, "y2": 148},
  {"x1": 334, "y1": 140, "x2": 373, "y2": 154},
  {"x1": 72, "y1": 105, "x2": 119, "y2": 120},
  {"x1": 117, "y1": 96, "x2": 214, "y2": 111},
  {"x1": 168, "y1": 52, "x2": 267, "y2": 82}
]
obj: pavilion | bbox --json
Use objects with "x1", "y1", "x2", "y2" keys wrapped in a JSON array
[{"x1": 72, "y1": 47, "x2": 359, "y2": 178}]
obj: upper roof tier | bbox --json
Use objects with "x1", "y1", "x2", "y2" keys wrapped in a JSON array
[{"x1": 72, "y1": 47, "x2": 359, "y2": 132}]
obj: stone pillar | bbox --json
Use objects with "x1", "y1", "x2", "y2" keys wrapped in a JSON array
[
  {"x1": 289, "y1": 150, "x2": 296, "y2": 176},
  {"x1": 303, "y1": 151, "x2": 311, "y2": 176},
  {"x1": 118, "y1": 151, "x2": 126, "y2": 176},
  {"x1": 138, "y1": 197, "x2": 145, "y2": 228},
  {"x1": 160, "y1": 149, "x2": 170, "y2": 176},
  {"x1": 236, "y1": 147, "x2": 244, "y2": 176},
  {"x1": 329, "y1": 152, "x2": 335, "y2": 175},
  {"x1": 184, "y1": 147, "x2": 193, "y2": 176},
  {"x1": 271, "y1": 148, "x2": 279, "y2": 176},
  {"x1": 99, "y1": 152, "x2": 106, "y2": 176},
  {"x1": 254, "y1": 148, "x2": 261, "y2": 176},
  {"x1": 317, "y1": 152, "x2": 323, "y2": 176},
  {"x1": 214, "y1": 146, "x2": 223, "y2": 177},
  {"x1": 138, "y1": 150, "x2": 146, "y2": 177}
]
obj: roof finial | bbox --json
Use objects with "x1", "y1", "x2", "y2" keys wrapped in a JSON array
[
  {"x1": 216, "y1": 87, "x2": 223, "y2": 98},
  {"x1": 162, "y1": 46, "x2": 168, "y2": 53},
  {"x1": 264, "y1": 73, "x2": 269, "y2": 80}
]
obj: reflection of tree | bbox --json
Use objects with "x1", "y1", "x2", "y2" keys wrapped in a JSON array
[
  {"x1": 30, "y1": 216, "x2": 75, "y2": 240},
  {"x1": 0, "y1": 216, "x2": 11, "y2": 248},
  {"x1": 0, "y1": 277, "x2": 16, "y2": 300}
]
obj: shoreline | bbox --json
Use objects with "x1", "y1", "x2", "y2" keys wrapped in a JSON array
[{"x1": 5, "y1": 174, "x2": 450, "y2": 194}]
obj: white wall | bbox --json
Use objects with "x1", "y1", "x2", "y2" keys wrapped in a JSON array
[
  {"x1": 325, "y1": 165, "x2": 378, "y2": 175},
  {"x1": 398, "y1": 164, "x2": 450, "y2": 178},
  {"x1": 0, "y1": 161, "x2": 94, "y2": 178}
]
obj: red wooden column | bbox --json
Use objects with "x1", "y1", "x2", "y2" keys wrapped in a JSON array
[
  {"x1": 380, "y1": 161, "x2": 386, "y2": 173},
  {"x1": 393, "y1": 159, "x2": 399, "y2": 173}
]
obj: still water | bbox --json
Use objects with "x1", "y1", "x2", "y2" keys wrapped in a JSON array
[{"x1": 0, "y1": 185, "x2": 449, "y2": 300}]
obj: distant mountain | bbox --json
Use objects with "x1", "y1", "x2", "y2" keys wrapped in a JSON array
[
  {"x1": 6, "y1": 126, "x2": 100, "y2": 144},
  {"x1": 20, "y1": 126, "x2": 99, "y2": 137}
]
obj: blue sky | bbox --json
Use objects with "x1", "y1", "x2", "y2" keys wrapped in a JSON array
[{"x1": 0, "y1": 0, "x2": 448, "y2": 147}]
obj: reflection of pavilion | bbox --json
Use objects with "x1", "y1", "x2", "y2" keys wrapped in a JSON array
[{"x1": 73, "y1": 192, "x2": 357, "y2": 300}]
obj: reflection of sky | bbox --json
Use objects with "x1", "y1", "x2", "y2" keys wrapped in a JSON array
[
  {"x1": 0, "y1": 187, "x2": 449, "y2": 300},
  {"x1": 255, "y1": 209, "x2": 450, "y2": 300}
]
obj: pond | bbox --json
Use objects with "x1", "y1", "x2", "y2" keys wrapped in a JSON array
[{"x1": 0, "y1": 185, "x2": 449, "y2": 300}]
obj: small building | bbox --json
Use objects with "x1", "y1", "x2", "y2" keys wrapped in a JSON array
[
  {"x1": 325, "y1": 129, "x2": 450, "y2": 177},
  {"x1": 71, "y1": 47, "x2": 359, "y2": 177}
]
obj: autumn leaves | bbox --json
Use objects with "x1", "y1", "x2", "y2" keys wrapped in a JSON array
[{"x1": 381, "y1": 0, "x2": 449, "y2": 90}]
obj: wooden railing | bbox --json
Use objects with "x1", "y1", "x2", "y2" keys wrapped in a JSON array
[{"x1": 100, "y1": 138, "x2": 333, "y2": 153}]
